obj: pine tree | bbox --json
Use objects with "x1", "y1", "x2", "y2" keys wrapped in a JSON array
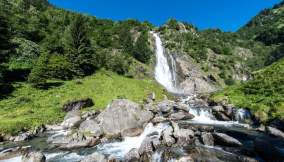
[
  {"x1": 133, "y1": 31, "x2": 152, "y2": 63},
  {"x1": 64, "y1": 15, "x2": 95, "y2": 76}
]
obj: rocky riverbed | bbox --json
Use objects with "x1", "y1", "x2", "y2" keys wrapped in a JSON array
[{"x1": 1, "y1": 95, "x2": 284, "y2": 162}]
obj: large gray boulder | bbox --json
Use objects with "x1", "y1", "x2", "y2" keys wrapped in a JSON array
[
  {"x1": 201, "y1": 132, "x2": 214, "y2": 146},
  {"x1": 266, "y1": 126, "x2": 284, "y2": 138},
  {"x1": 156, "y1": 100, "x2": 175, "y2": 113},
  {"x1": 96, "y1": 99, "x2": 154, "y2": 137},
  {"x1": 172, "y1": 122, "x2": 194, "y2": 146},
  {"x1": 162, "y1": 126, "x2": 175, "y2": 146},
  {"x1": 125, "y1": 148, "x2": 140, "y2": 162},
  {"x1": 22, "y1": 151, "x2": 46, "y2": 162},
  {"x1": 169, "y1": 111, "x2": 194, "y2": 121},
  {"x1": 79, "y1": 119, "x2": 103, "y2": 137},
  {"x1": 80, "y1": 152, "x2": 107, "y2": 162},
  {"x1": 213, "y1": 133, "x2": 242, "y2": 147},
  {"x1": 61, "y1": 111, "x2": 82, "y2": 129}
]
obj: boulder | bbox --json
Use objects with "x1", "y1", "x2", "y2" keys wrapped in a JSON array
[
  {"x1": 269, "y1": 119, "x2": 284, "y2": 132},
  {"x1": 62, "y1": 98, "x2": 94, "y2": 112},
  {"x1": 79, "y1": 119, "x2": 103, "y2": 137},
  {"x1": 213, "y1": 133, "x2": 242, "y2": 147},
  {"x1": 121, "y1": 128, "x2": 143, "y2": 137},
  {"x1": 174, "y1": 103, "x2": 189, "y2": 112},
  {"x1": 212, "y1": 106, "x2": 224, "y2": 112},
  {"x1": 156, "y1": 100, "x2": 175, "y2": 113},
  {"x1": 201, "y1": 132, "x2": 214, "y2": 146},
  {"x1": 172, "y1": 122, "x2": 194, "y2": 146},
  {"x1": 266, "y1": 126, "x2": 284, "y2": 138},
  {"x1": 14, "y1": 132, "x2": 31, "y2": 142},
  {"x1": 125, "y1": 148, "x2": 140, "y2": 162},
  {"x1": 61, "y1": 111, "x2": 82, "y2": 129},
  {"x1": 138, "y1": 137, "x2": 154, "y2": 155},
  {"x1": 169, "y1": 111, "x2": 194, "y2": 121},
  {"x1": 22, "y1": 151, "x2": 46, "y2": 162},
  {"x1": 80, "y1": 152, "x2": 107, "y2": 162},
  {"x1": 152, "y1": 116, "x2": 168, "y2": 124},
  {"x1": 162, "y1": 126, "x2": 175, "y2": 146},
  {"x1": 96, "y1": 99, "x2": 153, "y2": 137},
  {"x1": 213, "y1": 112, "x2": 231, "y2": 121}
]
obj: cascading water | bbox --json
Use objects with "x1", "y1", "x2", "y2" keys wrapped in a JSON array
[{"x1": 152, "y1": 32, "x2": 177, "y2": 93}]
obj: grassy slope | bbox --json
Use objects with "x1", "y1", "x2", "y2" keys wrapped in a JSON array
[
  {"x1": 0, "y1": 70, "x2": 167, "y2": 135},
  {"x1": 212, "y1": 59, "x2": 284, "y2": 123}
]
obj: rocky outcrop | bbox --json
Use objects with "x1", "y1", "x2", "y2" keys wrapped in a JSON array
[
  {"x1": 265, "y1": 126, "x2": 284, "y2": 138},
  {"x1": 22, "y1": 151, "x2": 46, "y2": 162},
  {"x1": 96, "y1": 99, "x2": 154, "y2": 137},
  {"x1": 125, "y1": 148, "x2": 140, "y2": 162},
  {"x1": 61, "y1": 111, "x2": 82, "y2": 129},
  {"x1": 173, "y1": 54, "x2": 217, "y2": 94},
  {"x1": 79, "y1": 119, "x2": 102, "y2": 137},
  {"x1": 62, "y1": 98, "x2": 94, "y2": 112},
  {"x1": 80, "y1": 152, "x2": 107, "y2": 162},
  {"x1": 213, "y1": 133, "x2": 242, "y2": 147}
]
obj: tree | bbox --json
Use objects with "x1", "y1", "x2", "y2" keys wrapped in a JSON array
[
  {"x1": 28, "y1": 52, "x2": 49, "y2": 88},
  {"x1": 64, "y1": 15, "x2": 95, "y2": 76},
  {"x1": 133, "y1": 31, "x2": 152, "y2": 63}
]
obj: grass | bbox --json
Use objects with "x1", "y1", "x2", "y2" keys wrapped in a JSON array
[
  {"x1": 0, "y1": 70, "x2": 168, "y2": 135},
  {"x1": 211, "y1": 59, "x2": 284, "y2": 123}
]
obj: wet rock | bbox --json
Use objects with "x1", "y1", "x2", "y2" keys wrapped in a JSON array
[
  {"x1": 96, "y1": 99, "x2": 153, "y2": 137},
  {"x1": 212, "y1": 106, "x2": 224, "y2": 112},
  {"x1": 79, "y1": 119, "x2": 102, "y2": 137},
  {"x1": 266, "y1": 126, "x2": 284, "y2": 138},
  {"x1": 201, "y1": 132, "x2": 214, "y2": 146},
  {"x1": 174, "y1": 103, "x2": 189, "y2": 112},
  {"x1": 121, "y1": 128, "x2": 143, "y2": 137},
  {"x1": 62, "y1": 98, "x2": 94, "y2": 112},
  {"x1": 22, "y1": 151, "x2": 46, "y2": 162},
  {"x1": 156, "y1": 100, "x2": 175, "y2": 113},
  {"x1": 213, "y1": 133, "x2": 242, "y2": 147},
  {"x1": 80, "y1": 152, "x2": 107, "y2": 162},
  {"x1": 169, "y1": 111, "x2": 194, "y2": 121},
  {"x1": 213, "y1": 111, "x2": 231, "y2": 121},
  {"x1": 152, "y1": 116, "x2": 168, "y2": 124},
  {"x1": 61, "y1": 111, "x2": 82, "y2": 129},
  {"x1": 138, "y1": 137, "x2": 154, "y2": 155},
  {"x1": 172, "y1": 122, "x2": 194, "y2": 146},
  {"x1": 125, "y1": 148, "x2": 140, "y2": 162},
  {"x1": 269, "y1": 119, "x2": 284, "y2": 132},
  {"x1": 81, "y1": 111, "x2": 100, "y2": 120},
  {"x1": 14, "y1": 132, "x2": 31, "y2": 142},
  {"x1": 162, "y1": 126, "x2": 175, "y2": 146},
  {"x1": 146, "y1": 92, "x2": 155, "y2": 103},
  {"x1": 254, "y1": 138, "x2": 284, "y2": 161}
]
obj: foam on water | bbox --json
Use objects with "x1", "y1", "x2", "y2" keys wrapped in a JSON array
[{"x1": 97, "y1": 123, "x2": 168, "y2": 159}]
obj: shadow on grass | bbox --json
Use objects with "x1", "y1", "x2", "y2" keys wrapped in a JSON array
[
  {"x1": 0, "y1": 84, "x2": 15, "y2": 99},
  {"x1": 40, "y1": 81, "x2": 64, "y2": 90}
]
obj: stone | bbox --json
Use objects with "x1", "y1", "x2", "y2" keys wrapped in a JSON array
[
  {"x1": 138, "y1": 137, "x2": 154, "y2": 155},
  {"x1": 61, "y1": 111, "x2": 82, "y2": 129},
  {"x1": 266, "y1": 126, "x2": 284, "y2": 138},
  {"x1": 213, "y1": 112, "x2": 231, "y2": 121},
  {"x1": 121, "y1": 128, "x2": 143, "y2": 137},
  {"x1": 14, "y1": 132, "x2": 31, "y2": 142},
  {"x1": 152, "y1": 116, "x2": 168, "y2": 124},
  {"x1": 269, "y1": 119, "x2": 284, "y2": 132},
  {"x1": 169, "y1": 111, "x2": 194, "y2": 121},
  {"x1": 172, "y1": 122, "x2": 194, "y2": 146},
  {"x1": 156, "y1": 100, "x2": 175, "y2": 113},
  {"x1": 201, "y1": 132, "x2": 214, "y2": 146},
  {"x1": 174, "y1": 103, "x2": 189, "y2": 112},
  {"x1": 62, "y1": 98, "x2": 94, "y2": 112},
  {"x1": 22, "y1": 151, "x2": 46, "y2": 162},
  {"x1": 79, "y1": 119, "x2": 103, "y2": 137},
  {"x1": 80, "y1": 152, "x2": 107, "y2": 162},
  {"x1": 125, "y1": 148, "x2": 140, "y2": 162},
  {"x1": 213, "y1": 133, "x2": 242, "y2": 147},
  {"x1": 96, "y1": 99, "x2": 153, "y2": 137},
  {"x1": 162, "y1": 126, "x2": 175, "y2": 146},
  {"x1": 212, "y1": 106, "x2": 224, "y2": 112},
  {"x1": 234, "y1": 108, "x2": 253, "y2": 124}
]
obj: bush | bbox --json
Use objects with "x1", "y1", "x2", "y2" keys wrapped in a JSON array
[{"x1": 106, "y1": 53, "x2": 131, "y2": 75}]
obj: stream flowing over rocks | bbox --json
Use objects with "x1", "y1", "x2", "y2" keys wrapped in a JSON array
[{"x1": 1, "y1": 33, "x2": 284, "y2": 162}]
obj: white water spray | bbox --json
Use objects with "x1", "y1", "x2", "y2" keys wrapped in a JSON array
[
  {"x1": 96, "y1": 123, "x2": 168, "y2": 159},
  {"x1": 152, "y1": 32, "x2": 177, "y2": 93}
]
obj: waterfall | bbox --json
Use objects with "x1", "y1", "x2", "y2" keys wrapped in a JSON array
[{"x1": 152, "y1": 32, "x2": 177, "y2": 93}]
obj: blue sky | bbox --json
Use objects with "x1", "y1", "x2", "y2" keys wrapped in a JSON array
[{"x1": 48, "y1": 0, "x2": 282, "y2": 32}]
